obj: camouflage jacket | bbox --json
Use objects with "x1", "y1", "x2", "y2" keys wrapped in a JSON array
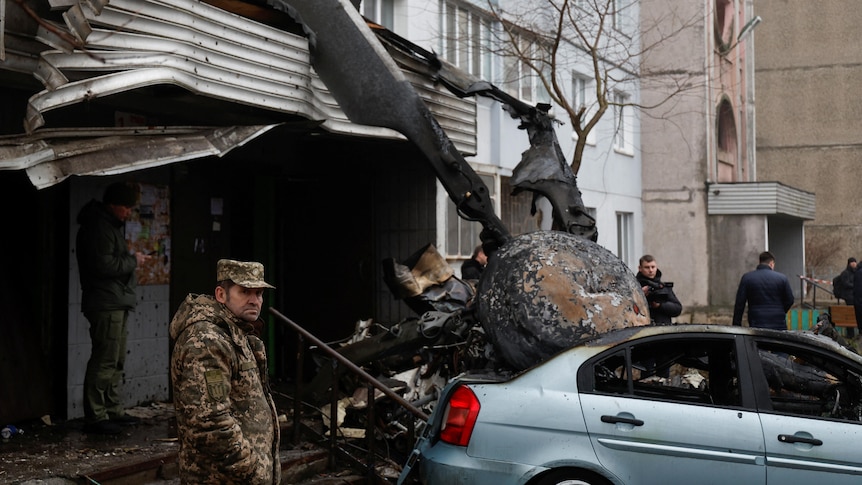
[{"x1": 169, "y1": 294, "x2": 280, "y2": 485}]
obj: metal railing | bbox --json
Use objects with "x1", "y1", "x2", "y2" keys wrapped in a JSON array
[
  {"x1": 269, "y1": 308, "x2": 428, "y2": 480},
  {"x1": 796, "y1": 275, "x2": 837, "y2": 309}
]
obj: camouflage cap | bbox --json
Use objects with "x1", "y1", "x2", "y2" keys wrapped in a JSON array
[{"x1": 216, "y1": 259, "x2": 275, "y2": 289}]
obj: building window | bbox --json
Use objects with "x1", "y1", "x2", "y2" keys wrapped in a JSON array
[
  {"x1": 500, "y1": 31, "x2": 549, "y2": 104},
  {"x1": 612, "y1": 0, "x2": 633, "y2": 36},
  {"x1": 441, "y1": 2, "x2": 549, "y2": 104},
  {"x1": 442, "y1": 172, "x2": 498, "y2": 259},
  {"x1": 519, "y1": 36, "x2": 533, "y2": 101},
  {"x1": 714, "y1": 0, "x2": 734, "y2": 52},
  {"x1": 440, "y1": 2, "x2": 492, "y2": 79},
  {"x1": 571, "y1": 73, "x2": 596, "y2": 145},
  {"x1": 716, "y1": 98, "x2": 738, "y2": 182},
  {"x1": 573, "y1": 74, "x2": 587, "y2": 112},
  {"x1": 616, "y1": 211, "x2": 634, "y2": 266},
  {"x1": 363, "y1": 0, "x2": 395, "y2": 30},
  {"x1": 613, "y1": 90, "x2": 633, "y2": 154}
]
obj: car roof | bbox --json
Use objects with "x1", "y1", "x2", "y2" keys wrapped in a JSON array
[{"x1": 454, "y1": 324, "x2": 862, "y2": 385}]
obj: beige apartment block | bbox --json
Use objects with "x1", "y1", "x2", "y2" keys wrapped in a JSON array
[
  {"x1": 755, "y1": 1, "x2": 862, "y2": 281},
  {"x1": 640, "y1": 0, "x2": 813, "y2": 322}
]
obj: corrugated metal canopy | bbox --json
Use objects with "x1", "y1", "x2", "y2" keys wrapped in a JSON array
[
  {"x1": 707, "y1": 182, "x2": 816, "y2": 220},
  {"x1": 0, "y1": 125, "x2": 279, "y2": 189},
  {"x1": 0, "y1": 0, "x2": 477, "y2": 188}
]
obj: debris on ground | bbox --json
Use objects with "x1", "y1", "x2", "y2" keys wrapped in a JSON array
[{"x1": 0, "y1": 402, "x2": 178, "y2": 484}]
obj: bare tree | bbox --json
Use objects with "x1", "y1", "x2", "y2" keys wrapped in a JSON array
[
  {"x1": 805, "y1": 231, "x2": 844, "y2": 280},
  {"x1": 473, "y1": 0, "x2": 703, "y2": 175}
]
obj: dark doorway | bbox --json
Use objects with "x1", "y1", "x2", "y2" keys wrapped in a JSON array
[
  {"x1": 275, "y1": 169, "x2": 376, "y2": 378},
  {"x1": 0, "y1": 171, "x2": 67, "y2": 422}
]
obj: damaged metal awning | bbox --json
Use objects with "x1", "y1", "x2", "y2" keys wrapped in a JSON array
[
  {"x1": 0, "y1": 125, "x2": 278, "y2": 189},
  {"x1": 0, "y1": 0, "x2": 477, "y2": 188}
]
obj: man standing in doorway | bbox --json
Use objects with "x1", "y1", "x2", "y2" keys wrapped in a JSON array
[
  {"x1": 76, "y1": 182, "x2": 149, "y2": 434},
  {"x1": 732, "y1": 251, "x2": 794, "y2": 330}
]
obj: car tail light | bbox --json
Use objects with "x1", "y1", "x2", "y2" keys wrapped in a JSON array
[{"x1": 439, "y1": 385, "x2": 480, "y2": 446}]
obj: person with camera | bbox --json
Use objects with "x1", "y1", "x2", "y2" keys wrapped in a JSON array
[{"x1": 636, "y1": 254, "x2": 682, "y2": 324}]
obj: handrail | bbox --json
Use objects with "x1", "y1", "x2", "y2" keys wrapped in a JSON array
[
  {"x1": 797, "y1": 275, "x2": 836, "y2": 309},
  {"x1": 269, "y1": 308, "x2": 429, "y2": 422}
]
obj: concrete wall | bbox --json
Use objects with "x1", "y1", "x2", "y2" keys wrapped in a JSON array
[
  {"x1": 639, "y1": 0, "x2": 712, "y2": 310},
  {"x1": 67, "y1": 175, "x2": 171, "y2": 419},
  {"x1": 640, "y1": 0, "x2": 771, "y2": 321},
  {"x1": 768, "y1": 216, "x2": 805, "y2": 298},
  {"x1": 755, "y1": 0, "x2": 862, "y2": 280},
  {"x1": 708, "y1": 214, "x2": 766, "y2": 310},
  {"x1": 705, "y1": 214, "x2": 804, "y2": 321}
]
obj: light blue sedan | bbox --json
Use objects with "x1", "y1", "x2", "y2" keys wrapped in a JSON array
[{"x1": 398, "y1": 324, "x2": 862, "y2": 484}]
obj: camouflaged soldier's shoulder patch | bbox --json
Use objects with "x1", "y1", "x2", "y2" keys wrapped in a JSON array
[{"x1": 204, "y1": 369, "x2": 229, "y2": 402}]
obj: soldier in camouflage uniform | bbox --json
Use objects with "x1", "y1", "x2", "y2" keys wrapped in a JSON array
[{"x1": 169, "y1": 259, "x2": 281, "y2": 484}]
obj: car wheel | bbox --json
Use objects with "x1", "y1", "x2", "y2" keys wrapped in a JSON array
[{"x1": 533, "y1": 469, "x2": 610, "y2": 485}]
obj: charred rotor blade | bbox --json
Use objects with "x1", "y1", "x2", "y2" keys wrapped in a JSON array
[
  {"x1": 273, "y1": 0, "x2": 510, "y2": 249},
  {"x1": 463, "y1": 82, "x2": 598, "y2": 241},
  {"x1": 391, "y1": 47, "x2": 597, "y2": 241}
]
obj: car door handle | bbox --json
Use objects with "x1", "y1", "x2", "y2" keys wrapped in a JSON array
[
  {"x1": 601, "y1": 415, "x2": 644, "y2": 426},
  {"x1": 778, "y1": 434, "x2": 823, "y2": 446}
]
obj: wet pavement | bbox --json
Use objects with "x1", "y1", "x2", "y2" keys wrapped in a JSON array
[
  {"x1": 0, "y1": 402, "x2": 179, "y2": 484},
  {"x1": 0, "y1": 384, "x2": 375, "y2": 484}
]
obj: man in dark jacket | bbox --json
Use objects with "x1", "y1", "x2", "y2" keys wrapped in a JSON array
[
  {"x1": 461, "y1": 244, "x2": 487, "y2": 281},
  {"x1": 636, "y1": 254, "x2": 682, "y2": 324},
  {"x1": 732, "y1": 251, "x2": 794, "y2": 330},
  {"x1": 834, "y1": 257, "x2": 856, "y2": 304},
  {"x1": 853, "y1": 264, "x2": 862, "y2": 332},
  {"x1": 76, "y1": 182, "x2": 149, "y2": 434}
]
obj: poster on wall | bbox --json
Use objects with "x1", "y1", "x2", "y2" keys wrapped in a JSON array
[{"x1": 126, "y1": 183, "x2": 170, "y2": 285}]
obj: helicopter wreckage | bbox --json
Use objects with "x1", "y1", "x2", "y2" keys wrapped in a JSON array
[{"x1": 273, "y1": 0, "x2": 653, "y2": 454}]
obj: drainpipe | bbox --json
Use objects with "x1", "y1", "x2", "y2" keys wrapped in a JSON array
[{"x1": 703, "y1": 0, "x2": 714, "y2": 184}]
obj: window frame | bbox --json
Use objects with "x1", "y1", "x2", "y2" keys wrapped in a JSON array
[
  {"x1": 611, "y1": 0, "x2": 633, "y2": 37},
  {"x1": 613, "y1": 90, "x2": 634, "y2": 155},
  {"x1": 615, "y1": 211, "x2": 634, "y2": 266},
  {"x1": 440, "y1": 1, "x2": 493, "y2": 80},
  {"x1": 363, "y1": 0, "x2": 395, "y2": 30},
  {"x1": 438, "y1": 168, "x2": 501, "y2": 260},
  {"x1": 571, "y1": 72, "x2": 597, "y2": 146}
]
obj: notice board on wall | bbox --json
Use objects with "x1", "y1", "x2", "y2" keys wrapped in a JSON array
[{"x1": 125, "y1": 183, "x2": 171, "y2": 285}]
